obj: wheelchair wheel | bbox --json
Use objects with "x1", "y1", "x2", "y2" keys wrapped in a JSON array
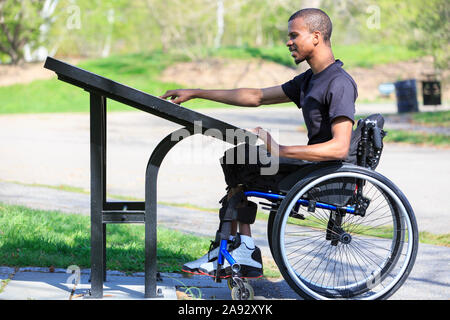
[{"x1": 271, "y1": 165, "x2": 418, "y2": 300}]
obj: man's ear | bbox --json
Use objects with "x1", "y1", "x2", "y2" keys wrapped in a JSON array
[{"x1": 312, "y1": 31, "x2": 321, "y2": 45}]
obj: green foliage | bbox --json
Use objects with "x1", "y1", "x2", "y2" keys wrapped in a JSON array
[
  {"x1": 410, "y1": 0, "x2": 450, "y2": 70},
  {"x1": 47, "y1": 0, "x2": 151, "y2": 57},
  {"x1": 45, "y1": 0, "x2": 300, "y2": 59},
  {"x1": 0, "y1": 0, "x2": 446, "y2": 69},
  {"x1": 0, "y1": 0, "x2": 45, "y2": 64}
]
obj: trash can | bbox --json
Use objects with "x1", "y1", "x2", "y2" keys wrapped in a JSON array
[
  {"x1": 394, "y1": 79, "x2": 419, "y2": 113},
  {"x1": 422, "y1": 80, "x2": 441, "y2": 105}
]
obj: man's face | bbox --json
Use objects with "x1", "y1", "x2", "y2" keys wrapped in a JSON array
[{"x1": 286, "y1": 17, "x2": 315, "y2": 65}]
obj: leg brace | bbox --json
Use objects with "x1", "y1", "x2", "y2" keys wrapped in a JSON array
[{"x1": 216, "y1": 190, "x2": 258, "y2": 243}]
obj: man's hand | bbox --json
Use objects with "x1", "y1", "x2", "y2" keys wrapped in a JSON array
[
  {"x1": 250, "y1": 117, "x2": 352, "y2": 161},
  {"x1": 160, "y1": 89, "x2": 198, "y2": 104},
  {"x1": 250, "y1": 127, "x2": 280, "y2": 156}
]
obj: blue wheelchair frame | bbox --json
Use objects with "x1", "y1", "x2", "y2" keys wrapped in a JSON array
[{"x1": 216, "y1": 190, "x2": 356, "y2": 270}]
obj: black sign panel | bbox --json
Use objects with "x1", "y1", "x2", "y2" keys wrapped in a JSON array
[{"x1": 422, "y1": 81, "x2": 441, "y2": 105}]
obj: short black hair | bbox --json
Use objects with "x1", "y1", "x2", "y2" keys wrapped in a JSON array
[{"x1": 289, "y1": 8, "x2": 332, "y2": 43}]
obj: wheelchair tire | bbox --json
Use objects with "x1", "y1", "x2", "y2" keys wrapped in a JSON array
[
  {"x1": 271, "y1": 164, "x2": 418, "y2": 300},
  {"x1": 267, "y1": 209, "x2": 276, "y2": 259}
]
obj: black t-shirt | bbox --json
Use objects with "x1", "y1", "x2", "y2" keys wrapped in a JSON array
[{"x1": 281, "y1": 60, "x2": 357, "y2": 145}]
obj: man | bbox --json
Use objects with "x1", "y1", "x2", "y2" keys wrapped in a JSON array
[{"x1": 160, "y1": 8, "x2": 357, "y2": 279}]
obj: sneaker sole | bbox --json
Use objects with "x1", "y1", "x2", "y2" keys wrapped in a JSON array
[
  {"x1": 181, "y1": 267, "x2": 205, "y2": 276},
  {"x1": 198, "y1": 266, "x2": 263, "y2": 279}
]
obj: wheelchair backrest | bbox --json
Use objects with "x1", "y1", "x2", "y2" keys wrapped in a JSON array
[
  {"x1": 278, "y1": 114, "x2": 387, "y2": 193},
  {"x1": 346, "y1": 113, "x2": 387, "y2": 170}
]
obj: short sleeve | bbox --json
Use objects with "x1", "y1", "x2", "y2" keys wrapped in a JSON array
[
  {"x1": 326, "y1": 76, "x2": 357, "y2": 124},
  {"x1": 281, "y1": 73, "x2": 305, "y2": 108}
]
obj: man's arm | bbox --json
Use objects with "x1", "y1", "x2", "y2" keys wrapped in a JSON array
[
  {"x1": 254, "y1": 116, "x2": 353, "y2": 161},
  {"x1": 160, "y1": 85, "x2": 291, "y2": 107}
]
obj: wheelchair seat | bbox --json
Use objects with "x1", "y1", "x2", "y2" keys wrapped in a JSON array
[{"x1": 277, "y1": 161, "x2": 343, "y2": 194}]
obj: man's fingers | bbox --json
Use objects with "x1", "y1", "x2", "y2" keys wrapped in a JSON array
[
  {"x1": 160, "y1": 90, "x2": 178, "y2": 100},
  {"x1": 247, "y1": 128, "x2": 258, "y2": 135},
  {"x1": 160, "y1": 89, "x2": 191, "y2": 104},
  {"x1": 248, "y1": 127, "x2": 263, "y2": 135},
  {"x1": 159, "y1": 93, "x2": 171, "y2": 99}
]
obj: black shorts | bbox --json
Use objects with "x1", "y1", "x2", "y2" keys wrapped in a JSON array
[{"x1": 220, "y1": 144, "x2": 310, "y2": 193}]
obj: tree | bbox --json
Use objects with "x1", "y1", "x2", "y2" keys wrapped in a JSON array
[
  {"x1": 0, "y1": 0, "x2": 45, "y2": 64},
  {"x1": 412, "y1": 0, "x2": 450, "y2": 71}
]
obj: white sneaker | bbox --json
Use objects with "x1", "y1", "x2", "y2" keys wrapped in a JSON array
[
  {"x1": 182, "y1": 241, "x2": 221, "y2": 275},
  {"x1": 198, "y1": 238, "x2": 263, "y2": 278}
]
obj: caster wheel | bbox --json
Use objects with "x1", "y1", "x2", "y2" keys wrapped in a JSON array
[
  {"x1": 227, "y1": 278, "x2": 234, "y2": 290},
  {"x1": 227, "y1": 277, "x2": 247, "y2": 290},
  {"x1": 231, "y1": 282, "x2": 254, "y2": 300}
]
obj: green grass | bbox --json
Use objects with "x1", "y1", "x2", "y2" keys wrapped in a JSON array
[
  {"x1": 332, "y1": 44, "x2": 424, "y2": 69},
  {"x1": 0, "y1": 201, "x2": 281, "y2": 278},
  {"x1": 384, "y1": 129, "x2": 450, "y2": 147},
  {"x1": 0, "y1": 44, "x2": 425, "y2": 114},
  {"x1": 411, "y1": 110, "x2": 450, "y2": 127},
  {"x1": 418, "y1": 232, "x2": 450, "y2": 247},
  {"x1": 0, "y1": 203, "x2": 211, "y2": 273}
]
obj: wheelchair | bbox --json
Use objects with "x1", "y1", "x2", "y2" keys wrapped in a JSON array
[{"x1": 217, "y1": 114, "x2": 419, "y2": 300}]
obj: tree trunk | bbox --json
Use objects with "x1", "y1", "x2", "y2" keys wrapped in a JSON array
[
  {"x1": 9, "y1": 50, "x2": 21, "y2": 65},
  {"x1": 214, "y1": 0, "x2": 224, "y2": 49}
]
